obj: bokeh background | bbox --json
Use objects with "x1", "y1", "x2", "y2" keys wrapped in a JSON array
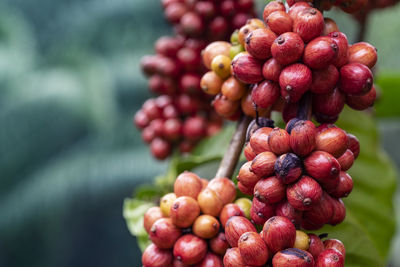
[{"x1": 0, "y1": 0, "x2": 399, "y2": 266}]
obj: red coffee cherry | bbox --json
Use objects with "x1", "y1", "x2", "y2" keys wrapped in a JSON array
[
  {"x1": 174, "y1": 171, "x2": 203, "y2": 198},
  {"x1": 194, "y1": 252, "x2": 223, "y2": 267},
  {"x1": 223, "y1": 247, "x2": 246, "y2": 267},
  {"x1": 289, "y1": 120, "x2": 317, "y2": 157},
  {"x1": 238, "y1": 161, "x2": 261, "y2": 187},
  {"x1": 287, "y1": 176, "x2": 323, "y2": 210},
  {"x1": 208, "y1": 177, "x2": 237, "y2": 205},
  {"x1": 142, "y1": 243, "x2": 173, "y2": 267},
  {"x1": 250, "y1": 127, "x2": 273, "y2": 154},
  {"x1": 302, "y1": 192, "x2": 334, "y2": 229},
  {"x1": 347, "y1": 133, "x2": 360, "y2": 159},
  {"x1": 263, "y1": 58, "x2": 284, "y2": 81},
  {"x1": 219, "y1": 204, "x2": 245, "y2": 228},
  {"x1": 346, "y1": 85, "x2": 376, "y2": 110},
  {"x1": 144, "y1": 207, "x2": 164, "y2": 234},
  {"x1": 308, "y1": 234, "x2": 325, "y2": 260},
  {"x1": 244, "y1": 142, "x2": 256, "y2": 161},
  {"x1": 251, "y1": 80, "x2": 280, "y2": 108},
  {"x1": 273, "y1": 248, "x2": 315, "y2": 267},
  {"x1": 304, "y1": 151, "x2": 341, "y2": 183},
  {"x1": 221, "y1": 77, "x2": 246, "y2": 101},
  {"x1": 275, "y1": 153, "x2": 303, "y2": 184},
  {"x1": 310, "y1": 65, "x2": 339, "y2": 94},
  {"x1": 213, "y1": 94, "x2": 240, "y2": 118},
  {"x1": 313, "y1": 88, "x2": 345, "y2": 117},
  {"x1": 134, "y1": 110, "x2": 150, "y2": 129},
  {"x1": 279, "y1": 63, "x2": 312, "y2": 103},
  {"x1": 173, "y1": 234, "x2": 208, "y2": 265},
  {"x1": 348, "y1": 42, "x2": 378, "y2": 68},
  {"x1": 263, "y1": 0, "x2": 286, "y2": 22},
  {"x1": 316, "y1": 249, "x2": 344, "y2": 267},
  {"x1": 150, "y1": 138, "x2": 171, "y2": 160},
  {"x1": 170, "y1": 196, "x2": 200, "y2": 228},
  {"x1": 324, "y1": 239, "x2": 346, "y2": 259},
  {"x1": 293, "y1": 8, "x2": 324, "y2": 43},
  {"x1": 329, "y1": 198, "x2": 346, "y2": 225},
  {"x1": 180, "y1": 12, "x2": 204, "y2": 37},
  {"x1": 328, "y1": 171, "x2": 353, "y2": 198},
  {"x1": 183, "y1": 116, "x2": 207, "y2": 141},
  {"x1": 232, "y1": 54, "x2": 264, "y2": 84},
  {"x1": 324, "y1": 17, "x2": 339, "y2": 35},
  {"x1": 149, "y1": 218, "x2": 182, "y2": 249},
  {"x1": 163, "y1": 118, "x2": 182, "y2": 141},
  {"x1": 271, "y1": 32, "x2": 305, "y2": 66},
  {"x1": 275, "y1": 201, "x2": 303, "y2": 227},
  {"x1": 245, "y1": 28, "x2": 277, "y2": 60},
  {"x1": 254, "y1": 176, "x2": 286, "y2": 204},
  {"x1": 238, "y1": 232, "x2": 270, "y2": 266},
  {"x1": 288, "y1": 2, "x2": 313, "y2": 19},
  {"x1": 164, "y1": 2, "x2": 187, "y2": 23},
  {"x1": 339, "y1": 63, "x2": 373, "y2": 95},
  {"x1": 210, "y1": 232, "x2": 229, "y2": 255},
  {"x1": 268, "y1": 127, "x2": 291, "y2": 155},
  {"x1": 303, "y1": 36, "x2": 338, "y2": 69},
  {"x1": 238, "y1": 181, "x2": 255, "y2": 196},
  {"x1": 251, "y1": 152, "x2": 278, "y2": 177},
  {"x1": 262, "y1": 216, "x2": 296, "y2": 254},
  {"x1": 250, "y1": 197, "x2": 276, "y2": 225},
  {"x1": 315, "y1": 125, "x2": 348, "y2": 158},
  {"x1": 314, "y1": 113, "x2": 339, "y2": 124},
  {"x1": 225, "y1": 216, "x2": 257, "y2": 247},
  {"x1": 337, "y1": 149, "x2": 354, "y2": 171},
  {"x1": 267, "y1": 11, "x2": 293, "y2": 35},
  {"x1": 328, "y1": 31, "x2": 349, "y2": 68}
]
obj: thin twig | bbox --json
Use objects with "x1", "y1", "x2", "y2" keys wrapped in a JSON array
[
  {"x1": 357, "y1": 12, "x2": 368, "y2": 42},
  {"x1": 215, "y1": 115, "x2": 252, "y2": 179}
]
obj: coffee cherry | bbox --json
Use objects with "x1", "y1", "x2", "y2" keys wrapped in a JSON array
[
  {"x1": 134, "y1": 111, "x2": 150, "y2": 130},
  {"x1": 223, "y1": 247, "x2": 246, "y2": 267},
  {"x1": 174, "y1": 171, "x2": 203, "y2": 199},
  {"x1": 348, "y1": 42, "x2": 378, "y2": 68},
  {"x1": 289, "y1": 120, "x2": 317, "y2": 157},
  {"x1": 250, "y1": 197, "x2": 276, "y2": 225},
  {"x1": 246, "y1": 18, "x2": 267, "y2": 29},
  {"x1": 225, "y1": 216, "x2": 257, "y2": 247},
  {"x1": 287, "y1": 176, "x2": 323, "y2": 210},
  {"x1": 346, "y1": 85, "x2": 376, "y2": 110},
  {"x1": 304, "y1": 36, "x2": 338, "y2": 70},
  {"x1": 144, "y1": 207, "x2": 164, "y2": 234},
  {"x1": 194, "y1": 252, "x2": 223, "y2": 267},
  {"x1": 213, "y1": 94, "x2": 240, "y2": 117},
  {"x1": 302, "y1": 192, "x2": 334, "y2": 229},
  {"x1": 251, "y1": 152, "x2": 278, "y2": 177},
  {"x1": 304, "y1": 151, "x2": 341, "y2": 183},
  {"x1": 202, "y1": 41, "x2": 231, "y2": 69},
  {"x1": 180, "y1": 12, "x2": 204, "y2": 37},
  {"x1": 244, "y1": 142, "x2": 256, "y2": 161},
  {"x1": 170, "y1": 196, "x2": 200, "y2": 228},
  {"x1": 208, "y1": 177, "x2": 236, "y2": 204},
  {"x1": 316, "y1": 249, "x2": 344, "y2": 267},
  {"x1": 288, "y1": 2, "x2": 313, "y2": 19},
  {"x1": 268, "y1": 127, "x2": 291, "y2": 155},
  {"x1": 347, "y1": 133, "x2": 360, "y2": 159},
  {"x1": 324, "y1": 239, "x2": 346, "y2": 259},
  {"x1": 200, "y1": 178, "x2": 209, "y2": 189},
  {"x1": 150, "y1": 138, "x2": 171, "y2": 160},
  {"x1": 328, "y1": 31, "x2": 349, "y2": 68},
  {"x1": 193, "y1": 215, "x2": 220, "y2": 239},
  {"x1": 315, "y1": 125, "x2": 348, "y2": 158},
  {"x1": 149, "y1": 218, "x2": 182, "y2": 249},
  {"x1": 314, "y1": 113, "x2": 339, "y2": 124},
  {"x1": 279, "y1": 63, "x2": 312, "y2": 103},
  {"x1": 174, "y1": 234, "x2": 208, "y2": 265},
  {"x1": 250, "y1": 127, "x2": 273, "y2": 154},
  {"x1": 165, "y1": 3, "x2": 187, "y2": 23},
  {"x1": 245, "y1": 28, "x2": 277, "y2": 60},
  {"x1": 238, "y1": 232, "x2": 270, "y2": 266},
  {"x1": 232, "y1": 53, "x2": 264, "y2": 84},
  {"x1": 310, "y1": 65, "x2": 339, "y2": 94},
  {"x1": 294, "y1": 230, "x2": 310, "y2": 250},
  {"x1": 210, "y1": 232, "x2": 229, "y2": 255},
  {"x1": 329, "y1": 171, "x2": 353, "y2": 198},
  {"x1": 177, "y1": 47, "x2": 201, "y2": 72},
  {"x1": 235, "y1": 198, "x2": 252, "y2": 219},
  {"x1": 308, "y1": 234, "x2": 324, "y2": 260},
  {"x1": 339, "y1": 63, "x2": 373, "y2": 95},
  {"x1": 251, "y1": 80, "x2": 280, "y2": 109},
  {"x1": 211, "y1": 55, "x2": 232, "y2": 79},
  {"x1": 272, "y1": 248, "x2": 315, "y2": 267},
  {"x1": 275, "y1": 201, "x2": 303, "y2": 227},
  {"x1": 237, "y1": 24, "x2": 257, "y2": 46},
  {"x1": 275, "y1": 153, "x2": 303, "y2": 184},
  {"x1": 201, "y1": 71, "x2": 223, "y2": 95},
  {"x1": 142, "y1": 243, "x2": 173, "y2": 267},
  {"x1": 220, "y1": 203, "x2": 245, "y2": 227},
  {"x1": 263, "y1": 58, "x2": 284, "y2": 82},
  {"x1": 242, "y1": 90, "x2": 270, "y2": 118},
  {"x1": 163, "y1": 118, "x2": 182, "y2": 141},
  {"x1": 293, "y1": 8, "x2": 324, "y2": 43},
  {"x1": 221, "y1": 77, "x2": 246, "y2": 101},
  {"x1": 238, "y1": 181, "x2": 255, "y2": 196},
  {"x1": 267, "y1": 11, "x2": 293, "y2": 35},
  {"x1": 324, "y1": 18, "x2": 339, "y2": 35},
  {"x1": 262, "y1": 216, "x2": 296, "y2": 254},
  {"x1": 160, "y1": 193, "x2": 177, "y2": 217},
  {"x1": 271, "y1": 32, "x2": 304, "y2": 66},
  {"x1": 197, "y1": 188, "x2": 223, "y2": 216},
  {"x1": 337, "y1": 149, "x2": 354, "y2": 171},
  {"x1": 263, "y1": 0, "x2": 286, "y2": 22},
  {"x1": 329, "y1": 198, "x2": 346, "y2": 225},
  {"x1": 238, "y1": 161, "x2": 260, "y2": 187}
]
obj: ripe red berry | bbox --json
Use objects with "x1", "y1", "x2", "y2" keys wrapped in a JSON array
[
  {"x1": 315, "y1": 125, "x2": 348, "y2": 158},
  {"x1": 262, "y1": 216, "x2": 296, "y2": 254},
  {"x1": 219, "y1": 204, "x2": 245, "y2": 227},
  {"x1": 288, "y1": 2, "x2": 313, "y2": 19},
  {"x1": 174, "y1": 171, "x2": 202, "y2": 199},
  {"x1": 183, "y1": 116, "x2": 206, "y2": 141},
  {"x1": 170, "y1": 196, "x2": 200, "y2": 228},
  {"x1": 303, "y1": 36, "x2": 338, "y2": 69},
  {"x1": 238, "y1": 232, "x2": 270, "y2": 266},
  {"x1": 268, "y1": 127, "x2": 291, "y2": 155},
  {"x1": 348, "y1": 42, "x2": 378, "y2": 68},
  {"x1": 238, "y1": 161, "x2": 261, "y2": 187},
  {"x1": 208, "y1": 177, "x2": 237, "y2": 205},
  {"x1": 250, "y1": 197, "x2": 276, "y2": 225},
  {"x1": 308, "y1": 234, "x2": 325, "y2": 260},
  {"x1": 150, "y1": 138, "x2": 171, "y2": 160},
  {"x1": 324, "y1": 239, "x2": 346, "y2": 259},
  {"x1": 238, "y1": 181, "x2": 255, "y2": 196},
  {"x1": 149, "y1": 218, "x2": 182, "y2": 249},
  {"x1": 223, "y1": 247, "x2": 246, "y2": 267},
  {"x1": 339, "y1": 63, "x2": 373, "y2": 95},
  {"x1": 221, "y1": 77, "x2": 246, "y2": 101},
  {"x1": 210, "y1": 232, "x2": 229, "y2": 255},
  {"x1": 251, "y1": 80, "x2": 280, "y2": 108},
  {"x1": 195, "y1": 252, "x2": 223, "y2": 267},
  {"x1": 232, "y1": 54, "x2": 264, "y2": 84},
  {"x1": 289, "y1": 120, "x2": 317, "y2": 157},
  {"x1": 180, "y1": 12, "x2": 204, "y2": 37},
  {"x1": 225, "y1": 216, "x2": 257, "y2": 247},
  {"x1": 302, "y1": 192, "x2": 334, "y2": 229},
  {"x1": 251, "y1": 152, "x2": 278, "y2": 177},
  {"x1": 263, "y1": 58, "x2": 284, "y2": 81},
  {"x1": 279, "y1": 63, "x2": 312, "y2": 103},
  {"x1": 263, "y1": 0, "x2": 286, "y2": 22},
  {"x1": 273, "y1": 248, "x2": 315, "y2": 267},
  {"x1": 287, "y1": 176, "x2": 323, "y2": 210},
  {"x1": 316, "y1": 249, "x2": 344, "y2": 267},
  {"x1": 245, "y1": 28, "x2": 277, "y2": 59},
  {"x1": 293, "y1": 8, "x2": 324, "y2": 43},
  {"x1": 304, "y1": 151, "x2": 341, "y2": 183},
  {"x1": 271, "y1": 32, "x2": 304, "y2": 66},
  {"x1": 347, "y1": 133, "x2": 360, "y2": 159},
  {"x1": 254, "y1": 176, "x2": 286, "y2": 204},
  {"x1": 142, "y1": 243, "x2": 173, "y2": 267},
  {"x1": 328, "y1": 31, "x2": 349, "y2": 68},
  {"x1": 165, "y1": 3, "x2": 187, "y2": 23},
  {"x1": 329, "y1": 198, "x2": 346, "y2": 225},
  {"x1": 310, "y1": 65, "x2": 339, "y2": 94},
  {"x1": 346, "y1": 85, "x2": 376, "y2": 110},
  {"x1": 144, "y1": 207, "x2": 164, "y2": 234},
  {"x1": 267, "y1": 11, "x2": 293, "y2": 35},
  {"x1": 194, "y1": 1, "x2": 216, "y2": 20},
  {"x1": 173, "y1": 234, "x2": 208, "y2": 265},
  {"x1": 337, "y1": 149, "x2": 354, "y2": 171},
  {"x1": 323, "y1": 17, "x2": 339, "y2": 35},
  {"x1": 250, "y1": 127, "x2": 273, "y2": 154},
  {"x1": 244, "y1": 142, "x2": 256, "y2": 161},
  {"x1": 275, "y1": 201, "x2": 302, "y2": 227},
  {"x1": 328, "y1": 171, "x2": 353, "y2": 198},
  {"x1": 275, "y1": 153, "x2": 303, "y2": 184}
]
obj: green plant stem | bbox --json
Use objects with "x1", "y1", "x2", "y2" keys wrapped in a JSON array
[{"x1": 215, "y1": 115, "x2": 252, "y2": 179}]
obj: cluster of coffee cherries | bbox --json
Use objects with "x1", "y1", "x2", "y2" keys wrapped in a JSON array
[
  {"x1": 161, "y1": 0, "x2": 256, "y2": 41},
  {"x1": 231, "y1": 1, "x2": 377, "y2": 124},
  {"x1": 238, "y1": 118, "x2": 359, "y2": 231}
]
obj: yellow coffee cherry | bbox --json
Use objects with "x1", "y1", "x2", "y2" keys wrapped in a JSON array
[
  {"x1": 234, "y1": 198, "x2": 252, "y2": 219},
  {"x1": 294, "y1": 230, "x2": 310, "y2": 250},
  {"x1": 159, "y1": 193, "x2": 176, "y2": 217},
  {"x1": 211, "y1": 55, "x2": 232, "y2": 79}
]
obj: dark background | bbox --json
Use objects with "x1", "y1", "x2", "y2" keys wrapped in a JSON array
[{"x1": 0, "y1": 0, "x2": 399, "y2": 266}]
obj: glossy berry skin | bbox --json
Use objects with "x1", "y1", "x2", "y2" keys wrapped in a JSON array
[
  {"x1": 293, "y1": 8, "x2": 324, "y2": 43},
  {"x1": 201, "y1": 71, "x2": 223, "y2": 95},
  {"x1": 194, "y1": 252, "x2": 223, "y2": 267},
  {"x1": 315, "y1": 125, "x2": 348, "y2": 158},
  {"x1": 250, "y1": 197, "x2": 275, "y2": 225},
  {"x1": 316, "y1": 249, "x2": 344, "y2": 267},
  {"x1": 221, "y1": 77, "x2": 246, "y2": 101},
  {"x1": 232, "y1": 54, "x2": 264, "y2": 84},
  {"x1": 149, "y1": 218, "x2": 182, "y2": 249},
  {"x1": 346, "y1": 85, "x2": 376, "y2": 110},
  {"x1": 288, "y1": 2, "x2": 312, "y2": 19},
  {"x1": 267, "y1": 11, "x2": 293, "y2": 35},
  {"x1": 245, "y1": 28, "x2": 277, "y2": 60},
  {"x1": 275, "y1": 201, "x2": 302, "y2": 228},
  {"x1": 143, "y1": 207, "x2": 164, "y2": 234},
  {"x1": 279, "y1": 63, "x2": 312, "y2": 103},
  {"x1": 275, "y1": 153, "x2": 303, "y2": 184},
  {"x1": 302, "y1": 192, "x2": 334, "y2": 229},
  {"x1": 329, "y1": 31, "x2": 349, "y2": 68},
  {"x1": 192, "y1": 215, "x2": 220, "y2": 239},
  {"x1": 251, "y1": 151, "x2": 277, "y2": 177},
  {"x1": 262, "y1": 216, "x2": 296, "y2": 254},
  {"x1": 337, "y1": 149, "x2": 354, "y2": 171},
  {"x1": 219, "y1": 204, "x2": 245, "y2": 228},
  {"x1": 213, "y1": 94, "x2": 240, "y2": 118},
  {"x1": 347, "y1": 133, "x2": 360, "y2": 159},
  {"x1": 287, "y1": 176, "x2": 323, "y2": 211},
  {"x1": 223, "y1": 247, "x2": 246, "y2": 267},
  {"x1": 244, "y1": 143, "x2": 256, "y2": 161},
  {"x1": 324, "y1": 239, "x2": 346, "y2": 259},
  {"x1": 237, "y1": 181, "x2": 255, "y2": 196},
  {"x1": 142, "y1": 243, "x2": 173, "y2": 267},
  {"x1": 210, "y1": 232, "x2": 229, "y2": 255},
  {"x1": 197, "y1": 188, "x2": 223, "y2": 217},
  {"x1": 238, "y1": 161, "x2": 261, "y2": 187},
  {"x1": 308, "y1": 234, "x2": 325, "y2": 260},
  {"x1": 238, "y1": 232, "x2": 270, "y2": 266},
  {"x1": 150, "y1": 138, "x2": 171, "y2": 160},
  {"x1": 183, "y1": 116, "x2": 206, "y2": 141},
  {"x1": 208, "y1": 177, "x2": 237, "y2": 205},
  {"x1": 289, "y1": 120, "x2": 317, "y2": 157},
  {"x1": 254, "y1": 176, "x2": 286, "y2": 204},
  {"x1": 339, "y1": 63, "x2": 373, "y2": 95},
  {"x1": 252, "y1": 80, "x2": 280, "y2": 108},
  {"x1": 271, "y1": 32, "x2": 304, "y2": 66},
  {"x1": 268, "y1": 127, "x2": 291, "y2": 155},
  {"x1": 263, "y1": 0, "x2": 286, "y2": 22},
  {"x1": 313, "y1": 87, "x2": 346, "y2": 117},
  {"x1": 202, "y1": 41, "x2": 231, "y2": 69},
  {"x1": 225, "y1": 216, "x2": 257, "y2": 247},
  {"x1": 304, "y1": 151, "x2": 341, "y2": 183},
  {"x1": 263, "y1": 58, "x2": 283, "y2": 82},
  {"x1": 348, "y1": 42, "x2": 377, "y2": 68},
  {"x1": 324, "y1": 18, "x2": 339, "y2": 35},
  {"x1": 174, "y1": 171, "x2": 202, "y2": 199},
  {"x1": 272, "y1": 248, "x2": 315, "y2": 267},
  {"x1": 330, "y1": 198, "x2": 346, "y2": 225},
  {"x1": 329, "y1": 171, "x2": 353, "y2": 198},
  {"x1": 303, "y1": 36, "x2": 338, "y2": 69},
  {"x1": 310, "y1": 65, "x2": 339, "y2": 94},
  {"x1": 173, "y1": 234, "x2": 208, "y2": 265},
  {"x1": 170, "y1": 196, "x2": 201, "y2": 228},
  {"x1": 250, "y1": 127, "x2": 273, "y2": 154}
]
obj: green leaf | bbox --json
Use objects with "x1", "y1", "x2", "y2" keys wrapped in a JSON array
[{"x1": 375, "y1": 73, "x2": 400, "y2": 118}]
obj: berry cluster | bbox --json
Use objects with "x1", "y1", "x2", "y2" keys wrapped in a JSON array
[
  {"x1": 224, "y1": 215, "x2": 345, "y2": 266},
  {"x1": 230, "y1": 1, "x2": 377, "y2": 124},
  {"x1": 238, "y1": 119, "x2": 359, "y2": 230},
  {"x1": 161, "y1": 0, "x2": 256, "y2": 41}
]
